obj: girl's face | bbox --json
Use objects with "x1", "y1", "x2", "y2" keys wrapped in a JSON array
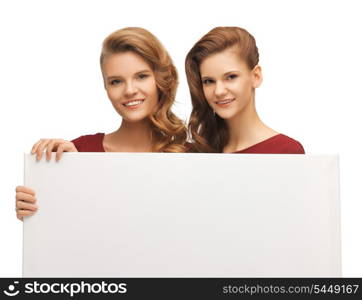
[
  {"x1": 199, "y1": 48, "x2": 262, "y2": 120},
  {"x1": 102, "y1": 51, "x2": 158, "y2": 123}
]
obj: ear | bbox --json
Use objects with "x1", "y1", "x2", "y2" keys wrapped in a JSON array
[{"x1": 252, "y1": 65, "x2": 263, "y2": 88}]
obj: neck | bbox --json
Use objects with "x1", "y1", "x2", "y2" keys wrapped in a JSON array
[
  {"x1": 105, "y1": 119, "x2": 153, "y2": 152},
  {"x1": 223, "y1": 98, "x2": 277, "y2": 153}
]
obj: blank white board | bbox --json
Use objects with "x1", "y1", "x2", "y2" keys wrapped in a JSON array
[{"x1": 23, "y1": 153, "x2": 341, "y2": 277}]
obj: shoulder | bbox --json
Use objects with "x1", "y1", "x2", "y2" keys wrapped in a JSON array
[
  {"x1": 236, "y1": 134, "x2": 305, "y2": 154},
  {"x1": 71, "y1": 133, "x2": 105, "y2": 152},
  {"x1": 273, "y1": 134, "x2": 305, "y2": 154}
]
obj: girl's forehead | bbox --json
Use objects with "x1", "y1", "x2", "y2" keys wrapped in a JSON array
[
  {"x1": 102, "y1": 52, "x2": 153, "y2": 75},
  {"x1": 200, "y1": 49, "x2": 247, "y2": 75}
]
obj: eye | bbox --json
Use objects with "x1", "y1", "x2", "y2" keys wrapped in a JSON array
[
  {"x1": 226, "y1": 74, "x2": 238, "y2": 80},
  {"x1": 137, "y1": 73, "x2": 149, "y2": 80},
  {"x1": 109, "y1": 79, "x2": 122, "y2": 85},
  {"x1": 202, "y1": 78, "x2": 214, "y2": 85}
]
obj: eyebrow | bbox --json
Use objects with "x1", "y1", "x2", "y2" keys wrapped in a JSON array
[
  {"x1": 201, "y1": 70, "x2": 240, "y2": 79},
  {"x1": 106, "y1": 70, "x2": 152, "y2": 80},
  {"x1": 107, "y1": 76, "x2": 122, "y2": 80},
  {"x1": 135, "y1": 69, "x2": 152, "y2": 74},
  {"x1": 224, "y1": 70, "x2": 240, "y2": 76}
]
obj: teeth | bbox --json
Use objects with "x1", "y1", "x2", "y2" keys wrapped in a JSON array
[
  {"x1": 124, "y1": 100, "x2": 143, "y2": 107},
  {"x1": 216, "y1": 99, "x2": 234, "y2": 105}
]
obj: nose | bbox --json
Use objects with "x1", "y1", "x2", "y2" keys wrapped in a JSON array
[
  {"x1": 214, "y1": 81, "x2": 227, "y2": 98},
  {"x1": 124, "y1": 80, "x2": 138, "y2": 97}
]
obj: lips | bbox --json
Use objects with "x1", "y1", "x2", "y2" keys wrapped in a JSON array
[
  {"x1": 215, "y1": 98, "x2": 235, "y2": 106},
  {"x1": 122, "y1": 99, "x2": 145, "y2": 108}
]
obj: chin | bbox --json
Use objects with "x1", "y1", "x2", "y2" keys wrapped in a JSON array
[
  {"x1": 122, "y1": 113, "x2": 150, "y2": 123},
  {"x1": 215, "y1": 110, "x2": 237, "y2": 120}
]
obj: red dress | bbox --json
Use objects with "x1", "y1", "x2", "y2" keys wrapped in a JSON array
[
  {"x1": 71, "y1": 133, "x2": 105, "y2": 152},
  {"x1": 233, "y1": 134, "x2": 305, "y2": 154},
  {"x1": 71, "y1": 133, "x2": 305, "y2": 154}
]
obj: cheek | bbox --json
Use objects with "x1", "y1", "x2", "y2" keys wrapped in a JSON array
[
  {"x1": 203, "y1": 86, "x2": 213, "y2": 103},
  {"x1": 106, "y1": 88, "x2": 120, "y2": 103},
  {"x1": 146, "y1": 80, "x2": 159, "y2": 103},
  {"x1": 232, "y1": 80, "x2": 252, "y2": 96}
]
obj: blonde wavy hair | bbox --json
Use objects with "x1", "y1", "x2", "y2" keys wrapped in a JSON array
[{"x1": 100, "y1": 27, "x2": 187, "y2": 152}]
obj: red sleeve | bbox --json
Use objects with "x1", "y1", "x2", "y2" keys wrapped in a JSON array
[
  {"x1": 236, "y1": 134, "x2": 305, "y2": 154},
  {"x1": 268, "y1": 135, "x2": 305, "y2": 154},
  {"x1": 278, "y1": 138, "x2": 305, "y2": 154},
  {"x1": 71, "y1": 133, "x2": 105, "y2": 152}
]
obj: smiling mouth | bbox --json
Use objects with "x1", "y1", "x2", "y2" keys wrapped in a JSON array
[
  {"x1": 215, "y1": 98, "x2": 235, "y2": 105},
  {"x1": 122, "y1": 99, "x2": 145, "y2": 107}
]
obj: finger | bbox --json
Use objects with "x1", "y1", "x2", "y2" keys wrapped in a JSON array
[
  {"x1": 36, "y1": 140, "x2": 51, "y2": 161},
  {"x1": 15, "y1": 186, "x2": 36, "y2": 196},
  {"x1": 67, "y1": 142, "x2": 78, "y2": 152},
  {"x1": 56, "y1": 141, "x2": 78, "y2": 161},
  {"x1": 16, "y1": 212, "x2": 24, "y2": 221},
  {"x1": 55, "y1": 144, "x2": 65, "y2": 162},
  {"x1": 46, "y1": 140, "x2": 57, "y2": 161},
  {"x1": 31, "y1": 140, "x2": 43, "y2": 154},
  {"x1": 56, "y1": 142, "x2": 73, "y2": 161},
  {"x1": 17, "y1": 209, "x2": 36, "y2": 219},
  {"x1": 16, "y1": 201, "x2": 38, "y2": 211},
  {"x1": 16, "y1": 192, "x2": 37, "y2": 203}
]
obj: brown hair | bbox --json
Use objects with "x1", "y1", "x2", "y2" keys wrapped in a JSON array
[
  {"x1": 101, "y1": 27, "x2": 187, "y2": 152},
  {"x1": 185, "y1": 27, "x2": 259, "y2": 152}
]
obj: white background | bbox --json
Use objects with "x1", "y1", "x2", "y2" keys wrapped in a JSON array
[{"x1": 0, "y1": 0, "x2": 361, "y2": 276}]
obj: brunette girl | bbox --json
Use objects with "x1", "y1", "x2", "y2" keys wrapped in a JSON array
[{"x1": 185, "y1": 26, "x2": 304, "y2": 154}]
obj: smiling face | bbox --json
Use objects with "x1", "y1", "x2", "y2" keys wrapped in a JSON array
[
  {"x1": 199, "y1": 48, "x2": 262, "y2": 121},
  {"x1": 102, "y1": 51, "x2": 158, "y2": 123}
]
